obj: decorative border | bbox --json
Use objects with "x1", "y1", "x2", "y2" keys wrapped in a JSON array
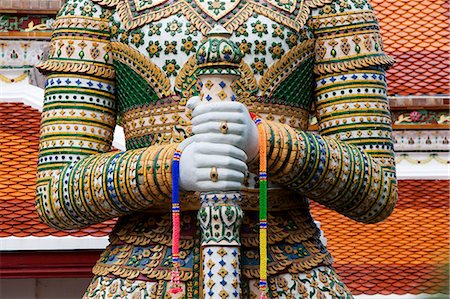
[
  {"x1": 393, "y1": 130, "x2": 449, "y2": 152},
  {"x1": 0, "y1": 39, "x2": 49, "y2": 68},
  {"x1": 396, "y1": 153, "x2": 449, "y2": 165},
  {"x1": 314, "y1": 54, "x2": 395, "y2": 75},
  {"x1": 392, "y1": 110, "x2": 450, "y2": 126},
  {"x1": 0, "y1": 14, "x2": 54, "y2": 34},
  {"x1": 0, "y1": 71, "x2": 28, "y2": 83},
  {"x1": 37, "y1": 59, "x2": 115, "y2": 79},
  {"x1": 95, "y1": 0, "x2": 331, "y2": 34}
]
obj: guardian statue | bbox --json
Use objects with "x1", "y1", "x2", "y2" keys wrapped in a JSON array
[{"x1": 36, "y1": 0, "x2": 398, "y2": 297}]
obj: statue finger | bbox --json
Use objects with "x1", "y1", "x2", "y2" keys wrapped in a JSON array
[
  {"x1": 192, "y1": 112, "x2": 245, "y2": 126},
  {"x1": 193, "y1": 122, "x2": 245, "y2": 136},
  {"x1": 186, "y1": 96, "x2": 201, "y2": 111},
  {"x1": 195, "y1": 181, "x2": 243, "y2": 192},
  {"x1": 192, "y1": 133, "x2": 244, "y2": 148},
  {"x1": 192, "y1": 101, "x2": 246, "y2": 118},
  {"x1": 195, "y1": 155, "x2": 247, "y2": 173},
  {"x1": 196, "y1": 168, "x2": 245, "y2": 182},
  {"x1": 194, "y1": 142, "x2": 247, "y2": 161}
]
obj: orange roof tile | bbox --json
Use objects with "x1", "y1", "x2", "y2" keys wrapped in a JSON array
[
  {"x1": 372, "y1": 0, "x2": 449, "y2": 95},
  {"x1": 0, "y1": 102, "x2": 448, "y2": 295},
  {"x1": 0, "y1": 102, "x2": 114, "y2": 238},
  {"x1": 311, "y1": 180, "x2": 449, "y2": 295}
]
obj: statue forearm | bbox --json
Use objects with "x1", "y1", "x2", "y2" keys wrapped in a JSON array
[
  {"x1": 262, "y1": 69, "x2": 398, "y2": 224},
  {"x1": 36, "y1": 142, "x2": 176, "y2": 230},
  {"x1": 263, "y1": 120, "x2": 397, "y2": 223},
  {"x1": 36, "y1": 73, "x2": 177, "y2": 230}
]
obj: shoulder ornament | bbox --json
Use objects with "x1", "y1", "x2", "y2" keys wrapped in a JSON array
[
  {"x1": 111, "y1": 42, "x2": 173, "y2": 98},
  {"x1": 94, "y1": 0, "x2": 332, "y2": 34},
  {"x1": 259, "y1": 39, "x2": 314, "y2": 96}
]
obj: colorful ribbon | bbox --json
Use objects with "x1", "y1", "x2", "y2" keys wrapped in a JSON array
[
  {"x1": 170, "y1": 149, "x2": 183, "y2": 298},
  {"x1": 251, "y1": 114, "x2": 268, "y2": 299}
]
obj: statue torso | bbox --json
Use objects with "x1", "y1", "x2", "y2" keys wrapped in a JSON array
[
  {"x1": 86, "y1": 1, "x2": 332, "y2": 290},
  {"x1": 105, "y1": 0, "x2": 319, "y2": 149}
]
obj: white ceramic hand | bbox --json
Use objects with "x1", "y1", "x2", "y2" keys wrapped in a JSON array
[
  {"x1": 179, "y1": 98, "x2": 259, "y2": 192},
  {"x1": 189, "y1": 98, "x2": 259, "y2": 162},
  {"x1": 179, "y1": 140, "x2": 247, "y2": 192}
]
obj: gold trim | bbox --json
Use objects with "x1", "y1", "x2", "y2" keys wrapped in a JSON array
[
  {"x1": 312, "y1": 12, "x2": 377, "y2": 32},
  {"x1": 252, "y1": 2, "x2": 301, "y2": 31},
  {"x1": 231, "y1": 61, "x2": 258, "y2": 96},
  {"x1": 117, "y1": 0, "x2": 184, "y2": 31},
  {"x1": 313, "y1": 8, "x2": 375, "y2": 19},
  {"x1": 180, "y1": 4, "x2": 213, "y2": 35},
  {"x1": 314, "y1": 55, "x2": 395, "y2": 75},
  {"x1": 53, "y1": 28, "x2": 111, "y2": 37},
  {"x1": 47, "y1": 73, "x2": 115, "y2": 84},
  {"x1": 91, "y1": 0, "x2": 121, "y2": 7},
  {"x1": 111, "y1": 42, "x2": 172, "y2": 97},
  {"x1": 53, "y1": 15, "x2": 111, "y2": 24},
  {"x1": 228, "y1": 0, "x2": 332, "y2": 33},
  {"x1": 223, "y1": 4, "x2": 254, "y2": 33},
  {"x1": 45, "y1": 87, "x2": 114, "y2": 98},
  {"x1": 37, "y1": 60, "x2": 115, "y2": 79},
  {"x1": 242, "y1": 250, "x2": 333, "y2": 279},
  {"x1": 109, "y1": 0, "x2": 332, "y2": 33},
  {"x1": 176, "y1": 58, "x2": 258, "y2": 101},
  {"x1": 175, "y1": 55, "x2": 199, "y2": 99},
  {"x1": 0, "y1": 72, "x2": 28, "y2": 83},
  {"x1": 296, "y1": 0, "x2": 333, "y2": 28}
]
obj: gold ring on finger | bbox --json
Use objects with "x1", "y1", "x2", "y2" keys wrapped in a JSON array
[
  {"x1": 220, "y1": 121, "x2": 228, "y2": 134},
  {"x1": 210, "y1": 167, "x2": 219, "y2": 182}
]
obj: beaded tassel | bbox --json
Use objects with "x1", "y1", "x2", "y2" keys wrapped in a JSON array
[
  {"x1": 170, "y1": 149, "x2": 183, "y2": 298},
  {"x1": 251, "y1": 114, "x2": 268, "y2": 299}
]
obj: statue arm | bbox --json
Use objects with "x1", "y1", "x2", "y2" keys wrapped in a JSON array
[
  {"x1": 36, "y1": 0, "x2": 175, "y2": 230},
  {"x1": 262, "y1": 0, "x2": 398, "y2": 223}
]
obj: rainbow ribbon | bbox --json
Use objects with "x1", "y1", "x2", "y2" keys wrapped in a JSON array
[
  {"x1": 251, "y1": 114, "x2": 268, "y2": 299},
  {"x1": 170, "y1": 149, "x2": 183, "y2": 298}
]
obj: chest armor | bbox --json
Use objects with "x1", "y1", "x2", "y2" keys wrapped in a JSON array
[{"x1": 107, "y1": 0, "x2": 320, "y2": 149}]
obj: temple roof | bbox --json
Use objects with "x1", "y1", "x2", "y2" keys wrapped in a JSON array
[
  {"x1": 372, "y1": 0, "x2": 449, "y2": 96},
  {"x1": 0, "y1": 102, "x2": 448, "y2": 295},
  {"x1": 311, "y1": 180, "x2": 449, "y2": 295},
  {"x1": 0, "y1": 102, "x2": 114, "y2": 238}
]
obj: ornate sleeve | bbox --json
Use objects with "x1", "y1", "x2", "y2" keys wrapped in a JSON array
[
  {"x1": 262, "y1": 0, "x2": 397, "y2": 223},
  {"x1": 36, "y1": 0, "x2": 175, "y2": 230}
]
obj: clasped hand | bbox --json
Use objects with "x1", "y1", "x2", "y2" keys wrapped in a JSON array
[{"x1": 179, "y1": 97, "x2": 259, "y2": 192}]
